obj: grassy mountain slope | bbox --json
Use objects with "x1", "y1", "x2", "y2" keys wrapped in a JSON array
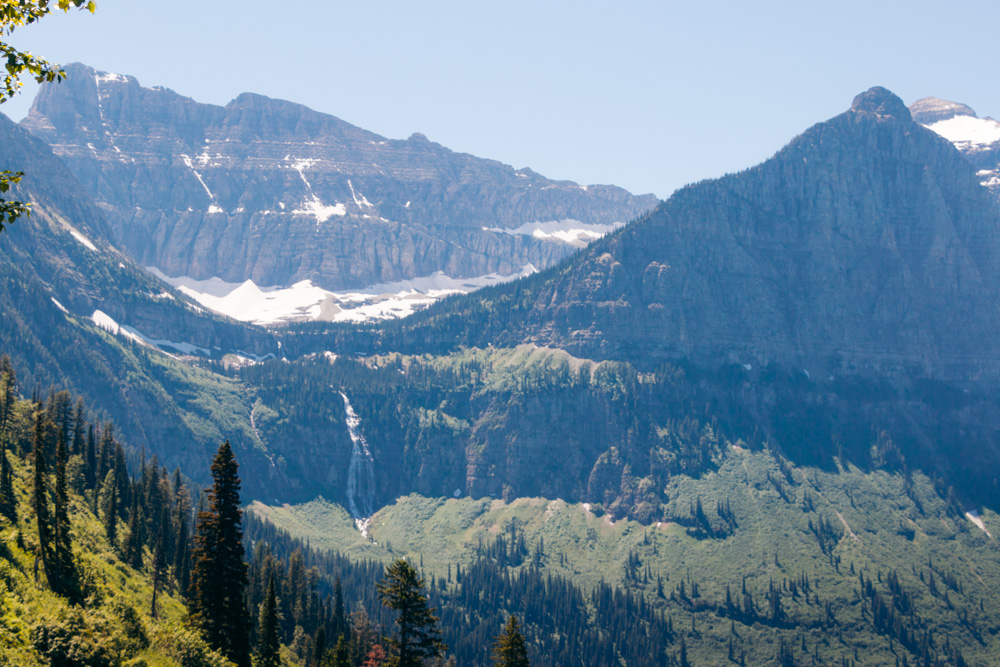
[
  {"x1": 0, "y1": 447, "x2": 232, "y2": 666},
  {"x1": 254, "y1": 448, "x2": 1000, "y2": 665}
]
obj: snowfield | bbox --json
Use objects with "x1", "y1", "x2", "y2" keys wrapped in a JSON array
[
  {"x1": 925, "y1": 116, "x2": 1000, "y2": 149},
  {"x1": 483, "y1": 219, "x2": 624, "y2": 247},
  {"x1": 147, "y1": 264, "x2": 538, "y2": 326}
]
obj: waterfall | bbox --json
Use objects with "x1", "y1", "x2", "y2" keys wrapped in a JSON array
[{"x1": 340, "y1": 392, "x2": 376, "y2": 537}]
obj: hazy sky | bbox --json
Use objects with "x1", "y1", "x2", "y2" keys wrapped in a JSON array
[{"x1": 3, "y1": 0, "x2": 999, "y2": 198}]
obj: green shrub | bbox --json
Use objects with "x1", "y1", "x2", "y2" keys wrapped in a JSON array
[
  {"x1": 150, "y1": 623, "x2": 234, "y2": 667},
  {"x1": 31, "y1": 607, "x2": 115, "y2": 667}
]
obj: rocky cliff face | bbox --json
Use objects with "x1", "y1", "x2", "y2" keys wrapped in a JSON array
[
  {"x1": 911, "y1": 96, "x2": 1000, "y2": 206},
  {"x1": 21, "y1": 64, "x2": 657, "y2": 293},
  {"x1": 383, "y1": 87, "x2": 1000, "y2": 383}
]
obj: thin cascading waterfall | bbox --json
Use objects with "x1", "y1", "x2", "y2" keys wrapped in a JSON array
[{"x1": 340, "y1": 391, "x2": 376, "y2": 537}]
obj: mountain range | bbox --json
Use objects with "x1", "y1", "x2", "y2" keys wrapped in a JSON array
[
  {"x1": 6, "y1": 64, "x2": 1000, "y2": 664},
  {"x1": 20, "y1": 63, "x2": 657, "y2": 324},
  {"x1": 351, "y1": 88, "x2": 1000, "y2": 384}
]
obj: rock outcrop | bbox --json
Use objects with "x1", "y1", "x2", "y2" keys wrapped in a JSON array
[{"x1": 21, "y1": 64, "x2": 658, "y2": 291}]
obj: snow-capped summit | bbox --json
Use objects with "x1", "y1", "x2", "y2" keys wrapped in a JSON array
[{"x1": 911, "y1": 97, "x2": 1000, "y2": 205}]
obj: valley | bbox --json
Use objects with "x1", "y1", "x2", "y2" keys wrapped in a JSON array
[{"x1": 1, "y1": 36, "x2": 1000, "y2": 664}]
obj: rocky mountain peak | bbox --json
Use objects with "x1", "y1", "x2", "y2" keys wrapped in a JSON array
[
  {"x1": 849, "y1": 86, "x2": 911, "y2": 121},
  {"x1": 909, "y1": 97, "x2": 978, "y2": 125}
]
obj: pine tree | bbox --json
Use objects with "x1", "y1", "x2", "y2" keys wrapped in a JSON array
[
  {"x1": 376, "y1": 558, "x2": 446, "y2": 667},
  {"x1": 123, "y1": 493, "x2": 144, "y2": 569},
  {"x1": 150, "y1": 507, "x2": 168, "y2": 618},
  {"x1": 256, "y1": 573, "x2": 281, "y2": 667},
  {"x1": 32, "y1": 410, "x2": 55, "y2": 589},
  {"x1": 313, "y1": 626, "x2": 327, "y2": 667},
  {"x1": 492, "y1": 615, "x2": 530, "y2": 667},
  {"x1": 104, "y1": 484, "x2": 118, "y2": 548},
  {"x1": 84, "y1": 424, "x2": 96, "y2": 493},
  {"x1": 333, "y1": 578, "x2": 348, "y2": 642},
  {"x1": 51, "y1": 427, "x2": 78, "y2": 600},
  {"x1": 0, "y1": 361, "x2": 16, "y2": 522},
  {"x1": 172, "y1": 469, "x2": 193, "y2": 597},
  {"x1": 191, "y1": 441, "x2": 252, "y2": 667},
  {"x1": 332, "y1": 634, "x2": 351, "y2": 667},
  {"x1": 0, "y1": 428, "x2": 14, "y2": 522}
]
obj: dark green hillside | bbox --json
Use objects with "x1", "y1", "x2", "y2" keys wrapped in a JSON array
[{"x1": 232, "y1": 345, "x2": 1000, "y2": 516}]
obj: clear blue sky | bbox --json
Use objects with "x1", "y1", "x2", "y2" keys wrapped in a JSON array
[{"x1": 3, "y1": 0, "x2": 999, "y2": 198}]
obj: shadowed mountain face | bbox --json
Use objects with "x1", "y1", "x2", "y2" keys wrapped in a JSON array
[
  {"x1": 20, "y1": 64, "x2": 658, "y2": 292},
  {"x1": 374, "y1": 87, "x2": 1000, "y2": 383}
]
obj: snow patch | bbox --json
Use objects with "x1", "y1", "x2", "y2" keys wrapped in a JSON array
[
  {"x1": 95, "y1": 72, "x2": 127, "y2": 84},
  {"x1": 180, "y1": 154, "x2": 216, "y2": 199},
  {"x1": 51, "y1": 298, "x2": 68, "y2": 314},
  {"x1": 293, "y1": 199, "x2": 345, "y2": 222},
  {"x1": 288, "y1": 157, "x2": 344, "y2": 223},
  {"x1": 925, "y1": 116, "x2": 1000, "y2": 149},
  {"x1": 966, "y1": 510, "x2": 992, "y2": 537},
  {"x1": 91, "y1": 309, "x2": 210, "y2": 357},
  {"x1": 148, "y1": 264, "x2": 538, "y2": 326},
  {"x1": 69, "y1": 229, "x2": 98, "y2": 252},
  {"x1": 348, "y1": 180, "x2": 373, "y2": 208},
  {"x1": 207, "y1": 204, "x2": 224, "y2": 214},
  {"x1": 484, "y1": 219, "x2": 624, "y2": 247}
]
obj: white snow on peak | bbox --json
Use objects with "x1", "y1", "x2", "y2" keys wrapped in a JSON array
[
  {"x1": 95, "y1": 72, "x2": 127, "y2": 84},
  {"x1": 148, "y1": 264, "x2": 538, "y2": 326},
  {"x1": 925, "y1": 116, "x2": 1000, "y2": 149},
  {"x1": 207, "y1": 204, "x2": 224, "y2": 214},
  {"x1": 484, "y1": 220, "x2": 624, "y2": 248}
]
